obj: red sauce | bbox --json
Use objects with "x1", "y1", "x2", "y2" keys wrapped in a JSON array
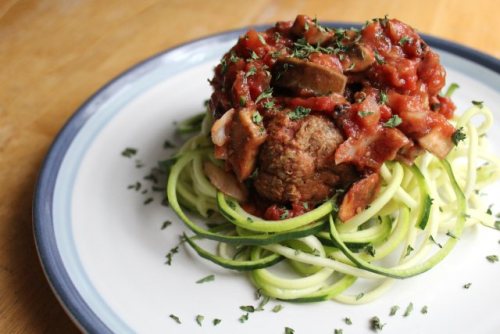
[{"x1": 208, "y1": 15, "x2": 457, "y2": 216}]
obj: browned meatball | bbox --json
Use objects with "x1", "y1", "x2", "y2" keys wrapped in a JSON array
[{"x1": 254, "y1": 112, "x2": 354, "y2": 204}]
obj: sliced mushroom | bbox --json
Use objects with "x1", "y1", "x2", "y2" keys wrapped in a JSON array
[
  {"x1": 228, "y1": 107, "x2": 267, "y2": 181},
  {"x1": 345, "y1": 44, "x2": 375, "y2": 73},
  {"x1": 338, "y1": 173, "x2": 381, "y2": 221},
  {"x1": 203, "y1": 161, "x2": 248, "y2": 202},
  {"x1": 272, "y1": 57, "x2": 347, "y2": 97},
  {"x1": 417, "y1": 127, "x2": 454, "y2": 159},
  {"x1": 211, "y1": 108, "x2": 235, "y2": 146}
]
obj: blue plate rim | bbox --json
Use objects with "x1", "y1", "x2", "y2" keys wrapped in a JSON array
[{"x1": 32, "y1": 22, "x2": 500, "y2": 334}]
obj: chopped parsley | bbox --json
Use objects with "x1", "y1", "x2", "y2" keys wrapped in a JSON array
[
  {"x1": 229, "y1": 51, "x2": 239, "y2": 63},
  {"x1": 121, "y1": 147, "x2": 137, "y2": 158},
  {"x1": 285, "y1": 327, "x2": 295, "y2": 334},
  {"x1": 403, "y1": 302, "x2": 414, "y2": 317},
  {"x1": 334, "y1": 329, "x2": 343, "y2": 334},
  {"x1": 255, "y1": 88, "x2": 273, "y2": 103},
  {"x1": 421, "y1": 306, "x2": 428, "y2": 314},
  {"x1": 239, "y1": 96, "x2": 247, "y2": 107},
  {"x1": 472, "y1": 100, "x2": 484, "y2": 108},
  {"x1": 238, "y1": 313, "x2": 249, "y2": 323},
  {"x1": 429, "y1": 235, "x2": 443, "y2": 248},
  {"x1": 196, "y1": 274, "x2": 215, "y2": 284},
  {"x1": 344, "y1": 317, "x2": 352, "y2": 325},
  {"x1": 383, "y1": 115, "x2": 402, "y2": 128},
  {"x1": 379, "y1": 90, "x2": 388, "y2": 105},
  {"x1": 374, "y1": 51, "x2": 385, "y2": 64},
  {"x1": 250, "y1": 51, "x2": 259, "y2": 60},
  {"x1": 256, "y1": 295, "x2": 270, "y2": 311},
  {"x1": 404, "y1": 245, "x2": 414, "y2": 257},
  {"x1": 389, "y1": 305, "x2": 399, "y2": 316},
  {"x1": 252, "y1": 111, "x2": 263, "y2": 124},
  {"x1": 358, "y1": 110, "x2": 374, "y2": 118},
  {"x1": 245, "y1": 66, "x2": 257, "y2": 78},
  {"x1": 161, "y1": 220, "x2": 172, "y2": 230},
  {"x1": 213, "y1": 318, "x2": 222, "y2": 326},
  {"x1": 163, "y1": 140, "x2": 175, "y2": 149},
  {"x1": 165, "y1": 236, "x2": 185, "y2": 266},
  {"x1": 355, "y1": 292, "x2": 365, "y2": 301},
  {"x1": 463, "y1": 282, "x2": 472, "y2": 289},
  {"x1": 370, "y1": 316, "x2": 386, "y2": 331},
  {"x1": 272, "y1": 304, "x2": 284, "y2": 313},
  {"x1": 279, "y1": 210, "x2": 290, "y2": 220},
  {"x1": 288, "y1": 106, "x2": 311, "y2": 120},
  {"x1": 195, "y1": 315, "x2": 204, "y2": 326},
  {"x1": 446, "y1": 230, "x2": 458, "y2": 239},
  {"x1": 452, "y1": 127, "x2": 466, "y2": 145},
  {"x1": 486, "y1": 255, "x2": 499, "y2": 263},
  {"x1": 399, "y1": 36, "x2": 412, "y2": 46},
  {"x1": 240, "y1": 305, "x2": 255, "y2": 313},
  {"x1": 127, "y1": 181, "x2": 141, "y2": 191},
  {"x1": 365, "y1": 244, "x2": 376, "y2": 257},
  {"x1": 169, "y1": 314, "x2": 181, "y2": 324},
  {"x1": 257, "y1": 34, "x2": 267, "y2": 45},
  {"x1": 263, "y1": 100, "x2": 275, "y2": 109}
]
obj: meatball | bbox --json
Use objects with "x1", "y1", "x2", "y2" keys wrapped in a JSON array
[{"x1": 254, "y1": 112, "x2": 355, "y2": 204}]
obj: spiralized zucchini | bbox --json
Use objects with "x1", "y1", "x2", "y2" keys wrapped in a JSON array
[{"x1": 166, "y1": 103, "x2": 499, "y2": 303}]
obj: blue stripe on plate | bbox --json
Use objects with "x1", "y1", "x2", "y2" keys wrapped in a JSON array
[{"x1": 33, "y1": 22, "x2": 499, "y2": 334}]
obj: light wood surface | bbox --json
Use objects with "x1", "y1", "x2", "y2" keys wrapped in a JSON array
[{"x1": 0, "y1": 0, "x2": 498, "y2": 332}]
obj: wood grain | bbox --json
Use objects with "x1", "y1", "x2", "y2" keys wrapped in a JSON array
[{"x1": 0, "y1": 0, "x2": 498, "y2": 332}]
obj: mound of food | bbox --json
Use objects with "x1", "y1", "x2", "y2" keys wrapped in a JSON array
[{"x1": 207, "y1": 15, "x2": 456, "y2": 220}]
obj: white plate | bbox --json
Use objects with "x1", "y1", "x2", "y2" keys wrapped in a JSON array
[{"x1": 34, "y1": 24, "x2": 500, "y2": 334}]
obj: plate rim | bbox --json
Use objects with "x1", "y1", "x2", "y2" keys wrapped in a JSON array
[{"x1": 32, "y1": 22, "x2": 500, "y2": 334}]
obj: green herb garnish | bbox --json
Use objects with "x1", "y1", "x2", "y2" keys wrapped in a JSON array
[
  {"x1": 121, "y1": 147, "x2": 137, "y2": 158},
  {"x1": 379, "y1": 90, "x2": 388, "y2": 105},
  {"x1": 399, "y1": 36, "x2": 412, "y2": 46},
  {"x1": 403, "y1": 302, "x2": 414, "y2": 317},
  {"x1": 374, "y1": 51, "x2": 385, "y2": 64},
  {"x1": 421, "y1": 306, "x2": 428, "y2": 314},
  {"x1": 344, "y1": 317, "x2": 352, "y2": 325},
  {"x1": 255, "y1": 88, "x2": 273, "y2": 103},
  {"x1": 252, "y1": 111, "x2": 263, "y2": 124},
  {"x1": 463, "y1": 282, "x2": 472, "y2": 289},
  {"x1": 389, "y1": 305, "x2": 399, "y2": 316},
  {"x1": 358, "y1": 110, "x2": 374, "y2": 118},
  {"x1": 355, "y1": 292, "x2": 365, "y2": 301},
  {"x1": 196, "y1": 315, "x2": 204, "y2": 326},
  {"x1": 257, "y1": 34, "x2": 266, "y2": 45},
  {"x1": 452, "y1": 127, "x2": 466, "y2": 145},
  {"x1": 245, "y1": 66, "x2": 257, "y2": 78},
  {"x1": 163, "y1": 140, "x2": 175, "y2": 149},
  {"x1": 472, "y1": 100, "x2": 484, "y2": 108},
  {"x1": 285, "y1": 327, "x2": 295, "y2": 334},
  {"x1": 238, "y1": 313, "x2": 249, "y2": 323},
  {"x1": 169, "y1": 314, "x2": 181, "y2": 324},
  {"x1": 486, "y1": 255, "x2": 499, "y2": 263},
  {"x1": 196, "y1": 274, "x2": 215, "y2": 284},
  {"x1": 240, "y1": 305, "x2": 255, "y2": 313},
  {"x1": 161, "y1": 221, "x2": 172, "y2": 230},
  {"x1": 272, "y1": 305, "x2": 284, "y2": 313},
  {"x1": 370, "y1": 316, "x2": 386, "y2": 331},
  {"x1": 288, "y1": 106, "x2": 311, "y2": 120},
  {"x1": 383, "y1": 115, "x2": 402, "y2": 128},
  {"x1": 213, "y1": 318, "x2": 221, "y2": 326}
]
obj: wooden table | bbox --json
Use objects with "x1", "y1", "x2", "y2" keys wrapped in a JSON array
[{"x1": 0, "y1": 0, "x2": 498, "y2": 332}]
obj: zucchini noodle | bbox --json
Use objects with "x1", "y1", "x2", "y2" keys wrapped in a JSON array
[{"x1": 166, "y1": 102, "x2": 500, "y2": 303}]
